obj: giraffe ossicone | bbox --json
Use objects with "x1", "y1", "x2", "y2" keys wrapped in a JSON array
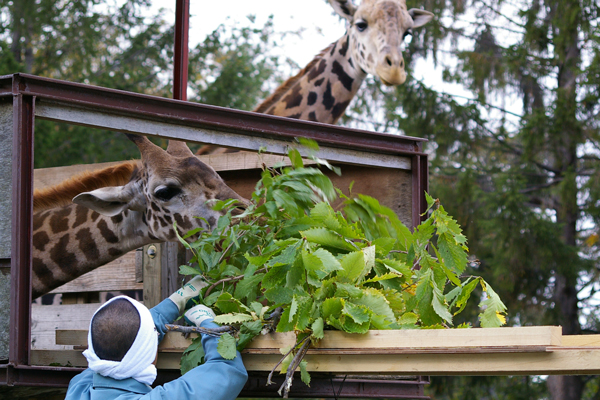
[{"x1": 32, "y1": 134, "x2": 247, "y2": 299}]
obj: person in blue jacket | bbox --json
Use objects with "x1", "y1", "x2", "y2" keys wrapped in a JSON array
[{"x1": 65, "y1": 276, "x2": 248, "y2": 400}]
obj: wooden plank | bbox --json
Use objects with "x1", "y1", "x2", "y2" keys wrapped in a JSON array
[
  {"x1": 33, "y1": 152, "x2": 314, "y2": 190},
  {"x1": 31, "y1": 304, "x2": 100, "y2": 351},
  {"x1": 48, "y1": 251, "x2": 141, "y2": 294},
  {"x1": 57, "y1": 327, "x2": 562, "y2": 350},
  {"x1": 30, "y1": 347, "x2": 600, "y2": 375}
]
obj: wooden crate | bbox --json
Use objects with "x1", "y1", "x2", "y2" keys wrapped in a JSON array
[{"x1": 30, "y1": 326, "x2": 600, "y2": 376}]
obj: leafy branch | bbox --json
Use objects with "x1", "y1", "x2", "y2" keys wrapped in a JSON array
[{"x1": 175, "y1": 143, "x2": 507, "y2": 395}]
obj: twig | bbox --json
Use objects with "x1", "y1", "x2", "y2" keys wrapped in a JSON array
[
  {"x1": 165, "y1": 324, "x2": 235, "y2": 337},
  {"x1": 266, "y1": 336, "x2": 309, "y2": 386},
  {"x1": 278, "y1": 336, "x2": 312, "y2": 398},
  {"x1": 204, "y1": 267, "x2": 268, "y2": 298}
]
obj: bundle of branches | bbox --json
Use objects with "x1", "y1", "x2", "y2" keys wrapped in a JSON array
[{"x1": 174, "y1": 143, "x2": 506, "y2": 397}]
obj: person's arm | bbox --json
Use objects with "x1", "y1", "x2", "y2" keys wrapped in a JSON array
[
  {"x1": 64, "y1": 368, "x2": 94, "y2": 400},
  {"x1": 141, "y1": 307, "x2": 248, "y2": 400},
  {"x1": 151, "y1": 275, "x2": 206, "y2": 341}
]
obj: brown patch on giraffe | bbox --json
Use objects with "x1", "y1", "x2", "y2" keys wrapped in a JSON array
[
  {"x1": 97, "y1": 219, "x2": 119, "y2": 243},
  {"x1": 283, "y1": 84, "x2": 303, "y2": 110},
  {"x1": 76, "y1": 228, "x2": 100, "y2": 261},
  {"x1": 164, "y1": 214, "x2": 173, "y2": 224},
  {"x1": 32, "y1": 258, "x2": 57, "y2": 296},
  {"x1": 322, "y1": 81, "x2": 335, "y2": 110},
  {"x1": 91, "y1": 211, "x2": 100, "y2": 222},
  {"x1": 151, "y1": 201, "x2": 161, "y2": 212},
  {"x1": 308, "y1": 59, "x2": 328, "y2": 82},
  {"x1": 33, "y1": 210, "x2": 50, "y2": 231},
  {"x1": 153, "y1": 220, "x2": 160, "y2": 232},
  {"x1": 254, "y1": 43, "x2": 333, "y2": 114},
  {"x1": 50, "y1": 207, "x2": 72, "y2": 234},
  {"x1": 33, "y1": 231, "x2": 50, "y2": 252},
  {"x1": 174, "y1": 213, "x2": 193, "y2": 230},
  {"x1": 50, "y1": 234, "x2": 78, "y2": 278},
  {"x1": 307, "y1": 92, "x2": 318, "y2": 106},
  {"x1": 33, "y1": 161, "x2": 138, "y2": 211},
  {"x1": 308, "y1": 111, "x2": 318, "y2": 121},
  {"x1": 332, "y1": 60, "x2": 354, "y2": 91},
  {"x1": 111, "y1": 214, "x2": 124, "y2": 224},
  {"x1": 329, "y1": 41, "x2": 337, "y2": 56},
  {"x1": 314, "y1": 77, "x2": 325, "y2": 87},
  {"x1": 332, "y1": 100, "x2": 352, "y2": 122},
  {"x1": 287, "y1": 113, "x2": 302, "y2": 119},
  {"x1": 339, "y1": 36, "x2": 349, "y2": 57},
  {"x1": 108, "y1": 248, "x2": 123, "y2": 257},
  {"x1": 72, "y1": 205, "x2": 89, "y2": 229}
]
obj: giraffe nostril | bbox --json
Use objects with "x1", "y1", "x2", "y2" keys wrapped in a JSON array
[
  {"x1": 400, "y1": 59, "x2": 404, "y2": 68},
  {"x1": 386, "y1": 56, "x2": 393, "y2": 67}
]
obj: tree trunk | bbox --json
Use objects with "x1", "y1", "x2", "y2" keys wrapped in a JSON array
[{"x1": 547, "y1": 0, "x2": 583, "y2": 399}]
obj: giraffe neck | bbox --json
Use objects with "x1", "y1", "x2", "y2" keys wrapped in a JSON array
[
  {"x1": 254, "y1": 33, "x2": 367, "y2": 124},
  {"x1": 32, "y1": 203, "x2": 153, "y2": 298}
]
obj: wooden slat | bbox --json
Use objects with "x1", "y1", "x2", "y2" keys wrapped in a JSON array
[
  {"x1": 30, "y1": 347, "x2": 600, "y2": 375},
  {"x1": 57, "y1": 326, "x2": 562, "y2": 350},
  {"x1": 33, "y1": 152, "x2": 308, "y2": 190},
  {"x1": 48, "y1": 251, "x2": 141, "y2": 294},
  {"x1": 32, "y1": 304, "x2": 100, "y2": 351}
]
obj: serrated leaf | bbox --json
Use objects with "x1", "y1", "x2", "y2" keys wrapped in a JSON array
[
  {"x1": 217, "y1": 333, "x2": 237, "y2": 360},
  {"x1": 213, "y1": 313, "x2": 255, "y2": 324},
  {"x1": 362, "y1": 272, "x2": 401, "y2": 284},
  {"x1": 352, "y1": 288, "x2": 395, "y2": 329},
  {"x1": 337, "y1": 251, "x2": 365, "y2": 283},
  {"x1": 437, "y1": 232, "x2": 468, "y2": 274},
  {"x1": 300, "y1": 361, "x2": 311, "y2": 386},
  {"x1": 479, "y1": 280, "x2": 507, "y2": 328},
  {"x1": 179, "y1": 264, "x2": 202, "y2": 276},
  {"x1": 301, "y1": 228, "x2": 357, "y2": 251},
  {"x1": 334, "y1": 282, "x2": 364, "y2": 298},
  {"x1": 453, "y1": 278, "x2": 479, "y2": 314},
  {"x1": 237, "y1": 320, "x2": 263, "y2": 350},
  {"x1": 343, "y1": 302, "x2": 371, "y2": 324},
  {"x1": 265, "y1": 286, "x2": 294, "y2": 304},
  {"x1": 180, "y1": 336, "x2": 205, "y2": 375},
  {"x1": 311, "y1": 317, "x2": 324, "y2": 339}
]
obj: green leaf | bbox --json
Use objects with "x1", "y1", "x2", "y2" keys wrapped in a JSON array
[
  {"x1": 479, "y1": 280, "x2": 507, "y2": 328},
  {"x1": 301, "y1": 228, "x2": 357, "y2": 251},
  {"x1": 180, "y1": 336, "x2": 205, "y2": 375},
  {"x1": 217, "y1": 333, "x2": 238, "y2": 360},
  {"x1": 337, "y1": 251, "x2": 365, "y2": 283},
  {"x1": 213, "y1": 313, "x2": 255, "y2": 324},
  {"x1": 334, "y1": 282, "x2": 364, "y2": 298},
  {"x1": 352, "y1": 288, "x2": 395, "y2": 329},
  {"x1": 343, "y1": 302, "x2": 371, "y2": 324},
  {"x1": 311, "y1": 317, "x2": 324, "y2": 339},
  {"x1": 179, "y1": 264, "x2": 202, "y2": 276},
  {"x1": 437, "y1": 232, "x2": 468, "y2": 274},
  {"x1": 237, "y1": 320, "x2": 263, "y2": 350},
  {"x1": 300, "y1": 360, "x2": 311, "y2": 386},
  {"x1": 288, "y1": 148, "x2": 304, "y2": 169}
]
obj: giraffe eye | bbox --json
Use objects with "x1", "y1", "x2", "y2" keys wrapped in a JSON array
[
  {"x1": 154, "y1": 186, "x2": 182, "y2": 202},
  {"x1": 355, "y1": 20, "x2": 368, "y2": 32}
]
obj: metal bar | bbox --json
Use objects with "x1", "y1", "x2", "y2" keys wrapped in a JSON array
[
  {"x1": 34, "y1": 102, "x2": 413, "y2": 169},
  {"x1": 0, "y1": 74, "x2": 426, "y2": 157},
  {"x1": 173, "y1": 0, "x2": 190, "y2": 101},
  {"x1": 9, "y1": 85, "x2": 34, "y2": 367}
]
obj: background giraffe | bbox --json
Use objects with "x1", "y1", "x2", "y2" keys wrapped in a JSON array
[
  {"x1": 31, "y1": 134, "x2": 246, "y2": 299},
  {"x1": 196, "y1": 0, "x2": 434, "y2": 155}
]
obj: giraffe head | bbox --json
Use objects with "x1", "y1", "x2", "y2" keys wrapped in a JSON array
[
  {"x1": 72, "y1": 135, "x2": 247, "y2": 242},
  {"x1": 329, "y1": 0, "x2": 434, "y2": 86}
]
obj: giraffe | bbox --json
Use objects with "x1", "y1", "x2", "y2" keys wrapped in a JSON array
[
  {"x1": 195, "y1": 0, "x2": 434, "y2": 155},
  {"x1": 31, "y1": 134, "x2": 246, "y2": 299}
]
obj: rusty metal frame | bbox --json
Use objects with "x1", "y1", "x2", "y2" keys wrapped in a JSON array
[{"x1": 0, "y1": 72, "x2": 428, "y2": 396}]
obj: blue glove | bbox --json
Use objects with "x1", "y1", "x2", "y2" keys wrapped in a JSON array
[{"x1": 185, "y1": 305, "x2": 216, "y2": 327}]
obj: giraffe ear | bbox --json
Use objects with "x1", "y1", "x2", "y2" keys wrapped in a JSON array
[
  {"x1": 408, "y1": 9, "x2": 434, "y2": 28},
  {"x1": 328, "y1": 0, "x2": 356, "y2": 21},
  {"x1": 73, "y1": 186, "x2": 136, "y2": 217},
  {"x1": 166, "y1": 140, "x2": 195, "y2": 158}
]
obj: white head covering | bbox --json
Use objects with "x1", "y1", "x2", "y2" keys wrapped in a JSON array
[{"x1": 82, "y1": 295, "x2": 158, "y2": 385}]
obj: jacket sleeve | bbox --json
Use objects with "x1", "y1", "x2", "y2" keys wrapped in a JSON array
[
  {"x1": 64, "y1": 368, "x2": 93, "y2": 400},
  {"x1": 150, "y1": 298, "x2": 181, "y2": 342},
  {"x1": 141, "y1": 320, "x2": 248, "y2": 400}
]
